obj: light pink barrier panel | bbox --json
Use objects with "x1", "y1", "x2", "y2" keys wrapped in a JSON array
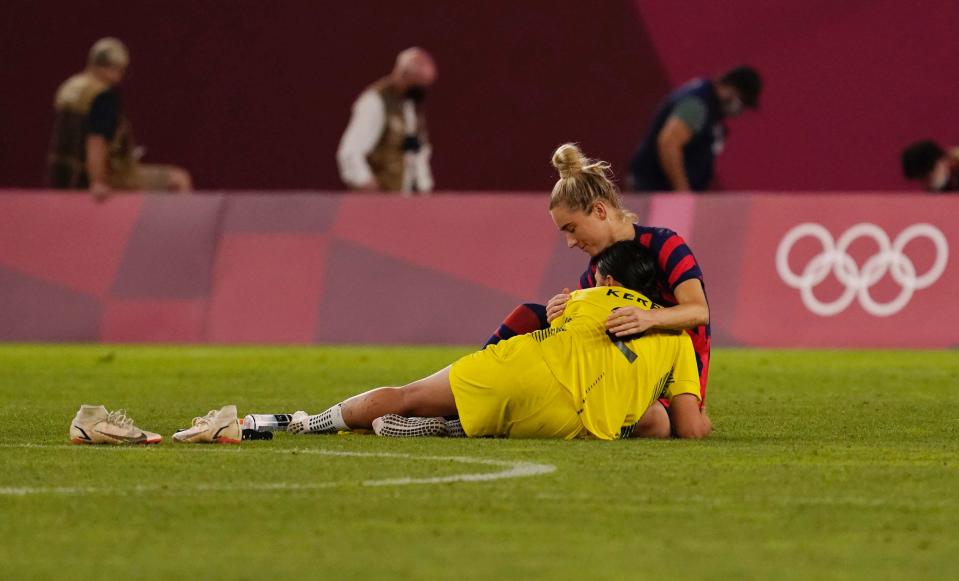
[
  {"x1": 727, "y1": 195, "x2": 959, "y2": 348},
  {"x1": 0, "y1": 191, "x2": 956, "y2": 348}
]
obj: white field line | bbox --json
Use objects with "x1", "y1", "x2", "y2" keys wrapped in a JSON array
[{"x1": 0, "y1": 444, "x2": 556, "y2": 496}]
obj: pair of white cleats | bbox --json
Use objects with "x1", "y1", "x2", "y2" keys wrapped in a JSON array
[{"x1": 70, "y1": 404, "x2": 241, "y2": 445}]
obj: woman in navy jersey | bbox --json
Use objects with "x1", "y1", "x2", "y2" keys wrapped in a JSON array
[{"x1": 486, "y1": 144, "x2": 711, "y2": 431}]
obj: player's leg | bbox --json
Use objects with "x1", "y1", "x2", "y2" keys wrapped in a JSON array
[
  {"x1": 342, "y1": 367, "x2": 457, "y2": 427},
  {"x1": 484, "y1": 303, "x2": 547, "y2": 347},
  {"x1": 288, "y1": 367, "x2": 457, "y2": 434}
]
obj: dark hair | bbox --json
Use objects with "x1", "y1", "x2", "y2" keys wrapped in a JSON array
[
  {"x1": 595, "y1": 241, "x2": 657, "y2": 298},
  {"x1": 901, "y1": 140, "x2": 944, "y2": 180},
  {"x1": 719, "y1": 65, "x2": 762, "y2": 108}
]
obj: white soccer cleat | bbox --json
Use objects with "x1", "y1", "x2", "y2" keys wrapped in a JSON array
[
  {"x1": 70, "y1": 404, "x2": 162, "y2": 445},
  {"x1": 173, "y1": 405, "x2": 241, "y2": 444},
  {"x1": 372, "y1": 414, "x2": 449, "y2": 437},
  {"x1": 287, "y1": 410, "x2": 309, "y2": 435}
]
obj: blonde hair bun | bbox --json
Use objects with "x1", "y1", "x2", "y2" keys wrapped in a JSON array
[
  {"x1": 552, "y1": 143, "x2": 587, "y2": 179},
  {"x1": 548, "y1": 143, "x2": 636, "y2": 224}
]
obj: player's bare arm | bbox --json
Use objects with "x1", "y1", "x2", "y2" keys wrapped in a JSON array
[
  {"x1": 668, "y1": 393, "x2": 711, "y2": 439},
  {"x1": 606, "y1": 279, "x2": 708, "y2": 336},
  {"x1": 85, "y1": 135, "x2": 112, "y2": 200},
  {"x1": 656, "y1": 116, "x2": 694, "y2": 192}
]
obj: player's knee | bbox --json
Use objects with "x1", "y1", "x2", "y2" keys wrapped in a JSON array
[{"x1": 632, "y1": 402, "x2": 670, "y2": 439}]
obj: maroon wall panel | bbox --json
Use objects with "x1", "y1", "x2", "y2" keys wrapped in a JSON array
[
  {"x1": 635, "y1": 0, "x2": 959, "y2": 192},
  {"x1": 0, "y1": 1, "x2": 667, "y2": 191},
  {"x1": 4, "y1": 2, "x2": 957, "y2": 193}
]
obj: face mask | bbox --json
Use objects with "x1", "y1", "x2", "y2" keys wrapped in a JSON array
[
  {"x1": 929, "y1": 162, "x2": 951, "y2": 191},
  {"x1": 721, "y1": 96, "x2": 743, "y2": 117},
  {"x1": 405, "y1": 86, "x2": 427, "y2": 103}
]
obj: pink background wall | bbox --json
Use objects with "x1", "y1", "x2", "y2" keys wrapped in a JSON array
[
  {"x1": 1, "y1": 191, "x2": 956, "y2": 348},
  {"x1": 2, "y1": 1, "x2": 957, "y2": 192}
]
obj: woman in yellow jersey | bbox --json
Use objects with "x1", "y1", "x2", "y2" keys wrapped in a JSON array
[{"x1": 288, "y1": 241, "x2": 711, "y2": 440}]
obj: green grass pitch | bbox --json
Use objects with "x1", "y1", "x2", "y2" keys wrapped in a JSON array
[{"x1": 1, "y1": 345, "x2": 957, "y2": 580}]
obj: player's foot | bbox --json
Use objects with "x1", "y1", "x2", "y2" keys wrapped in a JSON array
[
  {"x1": 70, "y1": 404, "x2": 162, "y2": 445},
  {"x1": 287, "y1": 410, "x2": 309, "y2": 434},
  {"x1": 372, "y1": 414, "x2": 449, "y2": 437},
  {"x1": 446, "y1": 418, "x2": 467, "y2": 438},
  {"x1": 288, "y1": 406, "x2": 348, "y2": 435},
  {"x1": 173, "y1": 405, "x2": 241, "y2": 444}
]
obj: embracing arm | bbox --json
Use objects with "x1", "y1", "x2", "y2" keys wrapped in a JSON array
[
  {"x1": 607, "y1": 278, "x2": 709, "y2": 336},
  {"x1": 655, "y1": 278, "x2": 709, "y2": 329}
]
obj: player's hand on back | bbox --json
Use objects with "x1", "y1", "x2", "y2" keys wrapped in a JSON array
[
  {"x1": 546, "y1": 288, "x2": 571, "y2": 323},
  {"x1": 606, "y1": 306, "x2": 658, "y2": 337}
]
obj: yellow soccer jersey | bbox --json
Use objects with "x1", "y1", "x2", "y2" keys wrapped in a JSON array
[{"x1": 534, "y1": 286, "x2": 701, "y2": 439}]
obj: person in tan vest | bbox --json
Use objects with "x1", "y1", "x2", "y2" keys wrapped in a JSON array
[
  {"x1": 47, "y1": 37, "x2": 192, "y2": 201},
  {"x1": 337, "y1": 47, "x2": 437, "y2": 195}
]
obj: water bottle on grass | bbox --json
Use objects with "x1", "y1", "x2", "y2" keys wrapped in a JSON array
[
  {"x1": 242, "y1": 413, "x2": 293, "y2": 432},
  {"x1": 240, "y1": 413, "x2": 294, "y2": 440}
]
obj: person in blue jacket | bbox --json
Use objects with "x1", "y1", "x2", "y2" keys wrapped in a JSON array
[{"x1": 628, "y1": 65, "x2": 762, "y2": 193}]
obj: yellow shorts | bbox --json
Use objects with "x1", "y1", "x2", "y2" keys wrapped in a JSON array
[{"x1": 449, "y1": 335, "x2": 585, "y2": 439}]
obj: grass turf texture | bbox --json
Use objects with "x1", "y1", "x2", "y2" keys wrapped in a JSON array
[{"x1": 1, "y1": 345, "x2": 957, "y2": 581}]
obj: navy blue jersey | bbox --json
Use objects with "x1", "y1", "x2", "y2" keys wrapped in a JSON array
[{"x1": 580, "y1": 225, "x2": 703, "y2": 302}]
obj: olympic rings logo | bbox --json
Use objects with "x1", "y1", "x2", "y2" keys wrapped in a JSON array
[{"x1": 776, "y1": 223, "x2": 949, "y2": 317}]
